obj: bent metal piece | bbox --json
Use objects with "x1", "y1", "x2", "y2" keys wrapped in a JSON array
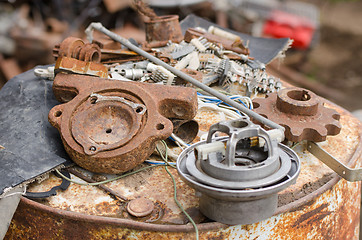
[
  {"x1": 48, "y1": 73, "x2": 198, "y2": 174},
  {"x1": 307, "y1": 141, "x2": 362, "y2": 182}
]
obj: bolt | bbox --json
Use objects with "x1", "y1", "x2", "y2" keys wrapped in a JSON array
[{"x1": 127, "y1": 198, "x2": 154, "y2": 217}]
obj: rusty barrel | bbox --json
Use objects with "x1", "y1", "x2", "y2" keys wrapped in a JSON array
[{"x1": 5, "y1": 99, "x2": 361, "y2": 239}]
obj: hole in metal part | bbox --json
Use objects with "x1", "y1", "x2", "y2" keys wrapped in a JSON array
[
  {"x1": 106, "y1": 129, "x2": 112, "y2": 134},
  {"x1": 89, "y1": 146, "x2": 96, "y2": 151},
  {"x1": 231, "y1": 120, "x2": 248, "y2": 128},
  {"x1": 90, "y1": 96, "x2": 98, "y2": 104},
  {"x1": 156, "y1": 123, "x2": 164, "y2": 130},
  {"x1": 287, "y1": 90, "x2": 311, "y2": 101},
  {"x1": 91, "y1": 52, "x2": 100, "y2": 62},
  {"x1": 54, "y1": 111, "x2": 62, "y2": 117},
  {"x1": 252, "y1": 102, "x2": 260, "y2": 109},
  {"x1": 136, "y1": 107, "x2": 143, "y2": 113}
]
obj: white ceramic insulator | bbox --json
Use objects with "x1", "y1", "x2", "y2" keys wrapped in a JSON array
[
  {"x1": 146, "y1": 62, "x2": 157, "y2": 72},
  {"x1": 191, "y1": 38, "x2": 207, "y2": 52},
  {"x1": 208, "y1": 26, "x2": 240, "y2": 42},
  {"x1": 230, "y1": 61, "x2": 244, "y2": 76},
  {"x1": 121, "y1": 69, "x2": 144, "y2": 80},
  {"x1": 187, "y1": 52, "x2": 200, "y2": 70},
  {"x1": 175, "y1": 54, "x2": 191, "y2": 70},
  {"x1": 195, "y1": 141, "x2": 225, "y2": 161},
  {"x1": 156, "y1": 65, "x2": 175, "y2": 85}
]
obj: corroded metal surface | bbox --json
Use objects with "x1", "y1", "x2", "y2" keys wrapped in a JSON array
[
  {"x1": 54, "y1": 37, "x2": 101, "y2": 62},
  {"x1": 252, "y1": 87, "x2": 341, "y2": 142},
  {"x1": 54, "y1": 37, "x2": 84, "y2": 59},
  {"x1": 55, "y1": 57, "x2": 108, "y2": 78},
  {"x1": 144, "y1": 15, "x2": 183, "y2": 46},
  {"x1": 5, "y1": 176, "x2": 361, "y2": 239},
  {"x1": 48, "y1": 73, "x2": 197, "y2": 173},
  {"x1": 6, "y1": 98, "x2": 361, "y2": 239},
  {"x1": 127, "y1": 198, "x2": 155, "y2": 217}
]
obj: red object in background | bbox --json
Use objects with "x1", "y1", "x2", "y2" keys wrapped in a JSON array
[{"x1": 263, "y1": 10, "x2": 316, "y2": 49}]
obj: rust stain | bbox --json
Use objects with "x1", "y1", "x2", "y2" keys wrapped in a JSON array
[{"x1": 291, "y1": 203, "x2": 331, "y2": 228}]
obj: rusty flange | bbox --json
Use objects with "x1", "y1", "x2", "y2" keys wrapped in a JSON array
[
  {"x1": 53, "y1": 37, "x2": 101, "y2": 62},
  {"x1": 49, "y1": 73, "x2": 198, "y2": 173},
  {"x1": 252, "y1": 87, "x2": 341, "y2": 142}
]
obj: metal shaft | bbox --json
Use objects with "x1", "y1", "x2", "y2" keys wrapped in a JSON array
[{"x1": 85, "y1": 23, "x2": 285, "y2": 133}]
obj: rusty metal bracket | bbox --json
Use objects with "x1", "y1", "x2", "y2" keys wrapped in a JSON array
[
  {"x1": 307, "y1": 141, "x2": 362, "y2": 182},
  {"x1": 49, "y1": 73, "x2": 198, "y2": 174}
]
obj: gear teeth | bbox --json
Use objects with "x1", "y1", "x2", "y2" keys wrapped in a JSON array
[{"x1": 251, "y1": 88, "x2": 342, "y2": 142}]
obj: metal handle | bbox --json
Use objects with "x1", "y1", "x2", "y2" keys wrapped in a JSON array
[{"x1": 307, "y1": 141, "x2": 362, "y2": 182}]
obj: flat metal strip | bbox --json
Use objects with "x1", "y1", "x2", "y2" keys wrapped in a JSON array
[{"x1": 307, "y1": 141, "x2": 362, "y2": 182}]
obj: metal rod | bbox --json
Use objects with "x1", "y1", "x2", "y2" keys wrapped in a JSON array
[
  {"x1": 85, "y1": 23, "x2": 285, "y2": 134},
  {"x1": 68, "y1": 168, "x2": 129, "y2": 201}
]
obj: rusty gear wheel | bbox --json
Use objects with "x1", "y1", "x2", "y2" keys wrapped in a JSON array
[{"x1": 252, "y1": 87, "x2": 341, "y2": 142}]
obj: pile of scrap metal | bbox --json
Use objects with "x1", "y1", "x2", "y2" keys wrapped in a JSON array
[
  {"x1": 40, "y1": 10, "x2": 290, "y2": 175},
  {"x1": 36, "y1": 7, "x2": 342, "y2": 222},
  {"x1": 1, "y1": 3, "x2": 361, "y2": 240}
]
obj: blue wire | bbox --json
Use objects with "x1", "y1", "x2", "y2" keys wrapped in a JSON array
[
  {"x1": 144, "y1": 161, "x2": 176, "y2": 166},
  {"x1": 198, "y1": 92, "x2": 251, "y2": 113}
]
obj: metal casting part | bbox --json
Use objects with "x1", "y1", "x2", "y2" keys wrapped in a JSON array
[
  {"x1": 307, "y1": 141, "x2": 362, "y2": 182},
  {"x1": 53, "y1": 37, "x2": 101, "y2": 63},
  {"x1": 252, "y1": 87, "x2": 341, "y2": 142},
  {"x1": 84, "y1": 23, "x2": 285, "y2": 137},
  {"x1": 49, "y1": 73, "x2": 198, "y2": 173},
  {"x1": 90, "y1": 93, "x2": 147, "y2": 115},
  {"x1": 54, "y1": 37, "x2": 84, "y2": 59},
  {"x1": 144, "y1": 15, "x2": 183, "y2": 45},
  {"x1": 177, "y1": 117, "x2": 300, "y2": 225}
]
